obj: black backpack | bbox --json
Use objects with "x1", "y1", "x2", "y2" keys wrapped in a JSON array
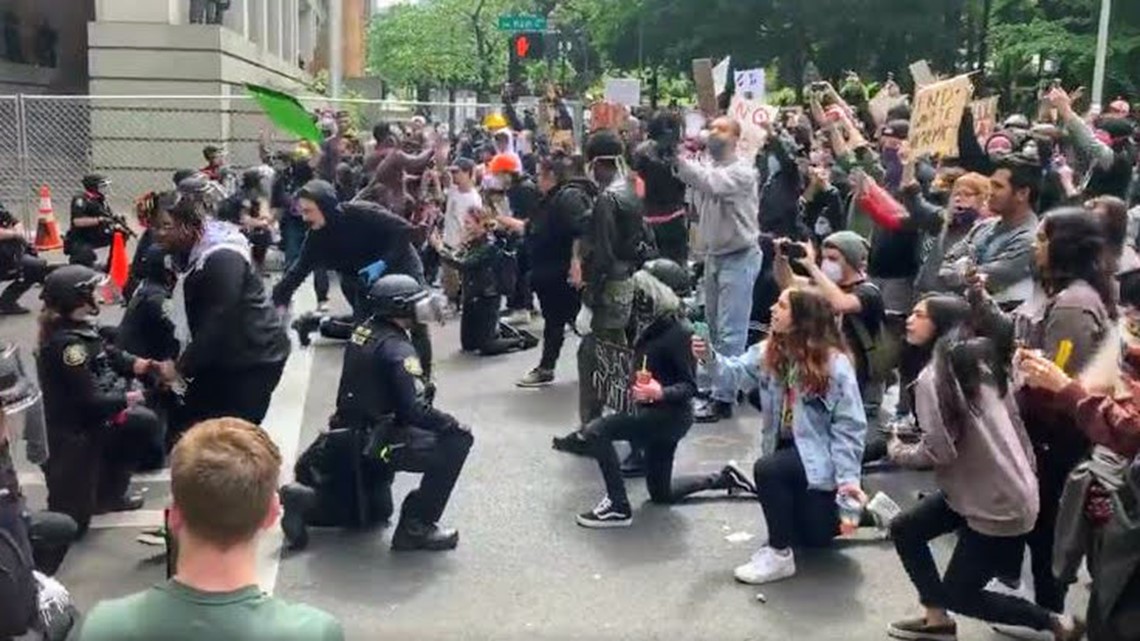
[{"x1": 0, "y1": 489, "x2": 38, "y2": 639}]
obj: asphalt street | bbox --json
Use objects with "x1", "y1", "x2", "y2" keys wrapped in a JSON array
[{"x1": 2, "y1": 272, "x2": 1089, "y2": 641}]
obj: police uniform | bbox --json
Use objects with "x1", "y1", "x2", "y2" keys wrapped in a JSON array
[
  {"x1": 36, "y1": 267, "x2": 163, "y2": 535},
  {"x1": 280, "y1": 275, "x2": 471, "y2": 552},
  {"x1": 65, "y1": 181, "x2": 115, "y2": 268}
]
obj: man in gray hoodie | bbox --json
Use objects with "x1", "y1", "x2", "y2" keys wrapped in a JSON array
[{"x1": 676, "y1": 117, "x2": 761, "y2": 423}]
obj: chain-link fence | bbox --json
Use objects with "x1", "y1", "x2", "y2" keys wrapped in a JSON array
[{"x1": 0, "y1": 95, "x2": 584, "y2": 227}]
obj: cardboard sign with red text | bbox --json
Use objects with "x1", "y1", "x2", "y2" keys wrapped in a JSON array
[{"x1": 729, "y1": 96, "x2": 778, "y2": 160}]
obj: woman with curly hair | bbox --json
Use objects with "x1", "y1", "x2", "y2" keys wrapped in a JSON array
[{"x1": 695, "y1": 286, "x2": 867, "y2": 585}]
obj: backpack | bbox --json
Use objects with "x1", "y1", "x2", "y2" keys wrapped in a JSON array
[
  {"x1": 0, "y1": 491, "x2": 38, "y2": 639},
  {"x1": 844, "y1": 282, "x2": 894, "y2": 385}
]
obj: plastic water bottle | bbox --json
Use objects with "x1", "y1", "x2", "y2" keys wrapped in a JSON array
[{"x1": 837, "y1": 494, "x2": 863, "y2": 536}]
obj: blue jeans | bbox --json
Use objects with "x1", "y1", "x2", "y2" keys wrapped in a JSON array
[{"x1": 701, "y1": 244, "x2": 762, "y2": 403}]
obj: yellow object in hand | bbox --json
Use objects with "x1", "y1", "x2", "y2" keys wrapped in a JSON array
[{"x1": 1054, "y1": 339, "x2": 1074, "y2": 372}]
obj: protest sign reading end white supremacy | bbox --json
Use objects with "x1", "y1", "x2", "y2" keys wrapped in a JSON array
[{"x1": 908, "y1": 74, "x2": 974, "y2": 158}]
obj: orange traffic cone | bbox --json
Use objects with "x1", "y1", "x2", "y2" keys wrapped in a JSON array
[
  {"x1": 34, "y1": 185, "x2": 63, "y2": 251},
  {"x1": 102, "y1": 231, "x2": 129, "y2": 305}
]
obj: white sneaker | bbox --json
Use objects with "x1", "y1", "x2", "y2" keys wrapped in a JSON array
[
  {"x1": 985, "y1": 577, "x2": 1032, "y2": 601},
  {"x1": 733, "y1": 546, "x2": 796, "y2": 585},
  {"x1": 316, "y1": 301, "x2": 330, "y2": 314}
]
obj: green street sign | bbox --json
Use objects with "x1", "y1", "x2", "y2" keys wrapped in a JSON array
[{"x1": 497, "y1": 14, "x2": 547, "y2": 32}]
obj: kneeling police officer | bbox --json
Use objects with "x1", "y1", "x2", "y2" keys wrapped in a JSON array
[
  {"x1": 280, "y1": 274, "x2": 471, "y2": 552},
  {"x1": 36, "y1": 266, "x2": 166, "y2": 535}
]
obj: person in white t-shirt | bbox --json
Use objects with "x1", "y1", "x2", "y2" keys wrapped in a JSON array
[{"x1": 441, "y1": 158, "x2": 483, "y2": 304}]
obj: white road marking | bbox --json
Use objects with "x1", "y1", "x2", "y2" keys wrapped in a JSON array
[{"x1": 89, "y1": 509, "x2": 166, "y2": 529}]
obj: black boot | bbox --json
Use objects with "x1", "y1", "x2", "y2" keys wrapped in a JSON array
[
  {"x1": 391, "y1": 518, "x2": 459, "y2": 551},
  {"x1": 96, "y1": 493, "x2": 145, "y2": 514},
  {"x1": 620, "y1": 447, "x2": 646, "y2": 478},
  {"x1": 552, "y1": 429, "x2": 592, "y2": 456},
  {"x1": 291, "y1": 312, "x2": 322, "y2": 347},
  {"x1": 279, "y1": 483, "x2": 317, "y2": 550}
]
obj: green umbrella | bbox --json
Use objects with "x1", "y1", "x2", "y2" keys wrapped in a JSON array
[{"x1": 244, "y1": 83, "x2": 322, "y2": 144}]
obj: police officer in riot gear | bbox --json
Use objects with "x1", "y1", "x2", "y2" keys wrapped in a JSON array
[
  {"x1": 0, "y1": 199, "x2": 50, "y2": 315},
  {"x1": 35, "y1": 266, "x2": 165, "y2": 536},
  {"x1": 65, "y1": 174, "x2": 118, "y2": 268},
  {"x1": 279, "y1": 274, "x2": 470, "y2": 552}
]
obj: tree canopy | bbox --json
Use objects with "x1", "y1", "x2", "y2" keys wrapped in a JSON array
[{"x1": 366, "y1": 0, "x2": 1140, "y2": 103}]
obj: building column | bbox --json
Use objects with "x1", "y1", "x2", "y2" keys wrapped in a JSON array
[
  {"x1": 267, "y1": 0, "x2": 283, "y2": 59},
  {"x1": 249, "y1": 0, "x2": 268, "y2": 50},
  {"x1": 283, "y1": 0, "x2": 298, "y2": 67},
  {"x1": 223, "y1": 0, "x2": 250, "y2": 38}
]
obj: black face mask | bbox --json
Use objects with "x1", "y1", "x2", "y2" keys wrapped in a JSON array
[{"x1": 951, "y1": 208, "x2": 980, "y2": 228}]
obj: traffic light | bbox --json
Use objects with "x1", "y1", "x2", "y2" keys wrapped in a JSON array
[{"x1": 510, "y1": 32, "x2": 545, "y2": 62}]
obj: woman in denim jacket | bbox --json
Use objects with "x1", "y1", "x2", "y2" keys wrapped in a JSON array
[{"x1": 695, "y1": 285, "x2": 868, "y2": 586}]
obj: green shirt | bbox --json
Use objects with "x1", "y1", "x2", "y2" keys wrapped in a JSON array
[{"x1": 73, "y1": 580, "x2": 343, "y2": 641}]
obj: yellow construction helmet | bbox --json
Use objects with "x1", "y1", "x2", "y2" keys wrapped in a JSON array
[{"x1": 483, "y1": 112, "x2": 509, "y2": 131}]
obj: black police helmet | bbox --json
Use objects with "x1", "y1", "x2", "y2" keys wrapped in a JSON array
[
  {"x1": 643, "y1": 259, "x2": 692, "y2": 297},
  {"x1": 81, "y1": 174, "x2": 108, "y2": 192},
  {"x1": 42, "y1": 265, "x2": 104, "y2": 313},
  {"x1": 366, "y1": 274, "x2": 429, "y2": 320}
]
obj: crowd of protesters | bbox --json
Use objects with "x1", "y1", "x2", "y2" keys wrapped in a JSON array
[{"x1": 0, "y1": 74, "x2": 1137, "y2": 641}]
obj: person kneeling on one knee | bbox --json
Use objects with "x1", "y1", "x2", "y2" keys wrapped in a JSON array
[{"x1": 695, "y1": 285, "x2": 867, "y2": 585}]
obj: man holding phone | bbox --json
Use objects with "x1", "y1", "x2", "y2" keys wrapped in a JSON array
[{"x1": 675, "y1": 116, "x2": 761, "y2": 423}]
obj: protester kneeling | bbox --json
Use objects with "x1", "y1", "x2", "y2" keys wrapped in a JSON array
[
  {"x1": 885, "y1": 296, "x2": 1085, "y2": 641},
  {"x1": 696, "y1": 286, "x2": 867, "y2": 585},
  {"x1": 576, "y1": 267, "x2": 754, "y2": 528},
  {"x1": 432, "y1": 209, "x2": 538, "y2": 356}
]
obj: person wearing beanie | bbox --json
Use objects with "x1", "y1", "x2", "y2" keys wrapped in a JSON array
[
  {"x1": 271, "y1": 180, "x2": 434, "y2": 375},
  {"x1": 775, "y1": 230, "x2": 886, "y2": 452}
]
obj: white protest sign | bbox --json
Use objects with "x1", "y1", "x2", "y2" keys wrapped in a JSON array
[
  {"x1": 909, "y1": 60, "x2": 936, "y2": 88},
  {"x1": 603, "y1": 78, "x2": 642, "y2": 107},
  {"x1": 683, "y1": 110, "x2": 707, "y2": 139},
  {"x1": 908, "y1": 74, "x2": 974, "y2": 158},
  {"x1": 734, "y1": 68, "x2": 766, "y2": 100},
  {"x1": 729, "y1": 96, "x2": 778, "y2": 159},
  {"x1": 712, "y1": 56, "x2": 732, "y2": 97}
]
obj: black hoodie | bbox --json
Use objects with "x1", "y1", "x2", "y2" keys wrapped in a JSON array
[
  {"x1": 271, "y1": 181, "x2": 423, "y2": 307},
  {"x1": 527, "y1": 178, "x2": 595, "y2": 286}
]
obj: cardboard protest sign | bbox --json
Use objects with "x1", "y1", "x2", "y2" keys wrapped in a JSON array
[
  {"x1": 971, "y1": 96, "x2": 1000, "y2": 140},
  {"x1": 712, "y1": 56, "x2": 732, "y2": 97},
  {"x1": 604, "y1": 78, "x2": 641, "y2": 107},
  {"x1": 729, "y1": 96, "x2": 778, "y2": 160},
  {"x1": 589, "y1": 102, "x2": 630, "y2": 132},
  {"x1": 909, "y1": 60, "x2": 936, "y2": 88},
  {"x1": 734, "y1": 68, "x2": 765, "y2": 101},
  {"x1": 592, "y1": 340, "x2": 634, "y2": 414},
  {"x1": 908, "y1": 74, "x2": 974, "y2": 158},
  {"x1": 692, "y1": 58, "x2": 718, "y2": 116}
]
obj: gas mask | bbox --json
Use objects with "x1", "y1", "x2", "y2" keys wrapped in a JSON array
[
  {"x1": 413, "y1": 293, "x2": 448, "y2": 326},
  {"x1": 631, "y1": 290, "x2": 657, "y2": 339},
  {"x1": 587, "y1": 155, "x2": 628, "y2": 187}
]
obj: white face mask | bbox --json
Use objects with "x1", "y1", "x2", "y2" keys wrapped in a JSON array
[{"x1": 821, "y1": 259, "x2": 845, "y2": 283}]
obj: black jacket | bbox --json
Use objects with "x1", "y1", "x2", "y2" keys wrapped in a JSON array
[
  {"x1": 528, "y1": 179, "x2": 593, "y2": 286},
  {"x1": 632, "y1": 141, "x2": 686, "y2": 213},
  {"x1": 117, "y1": 281, "x2": 180, "y2": 362},
  {"x1": 631, "y1": 316, "x2": 697, "y2": 416},
  {"x1": 37, "y1": 320, "x2": 138, "y2": 436},
  {"x1": 580, "y1": 180, "x2": 646, "y2": 295},
  {"x1": 439, "y1": 232, "x2": 517, "y2": 301},
  {"x1": 757, "y1": 135, "x2": 804, "y2": 238},
  {"x1": 178, "y1": 225, "x2": 289, "y2": 377},
  {"x1": 272, "y1": 199, "x2": 423, "y2": 306},
  {"x1": 66, "y1": 191, "x2": 114, "y2": 247}
]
